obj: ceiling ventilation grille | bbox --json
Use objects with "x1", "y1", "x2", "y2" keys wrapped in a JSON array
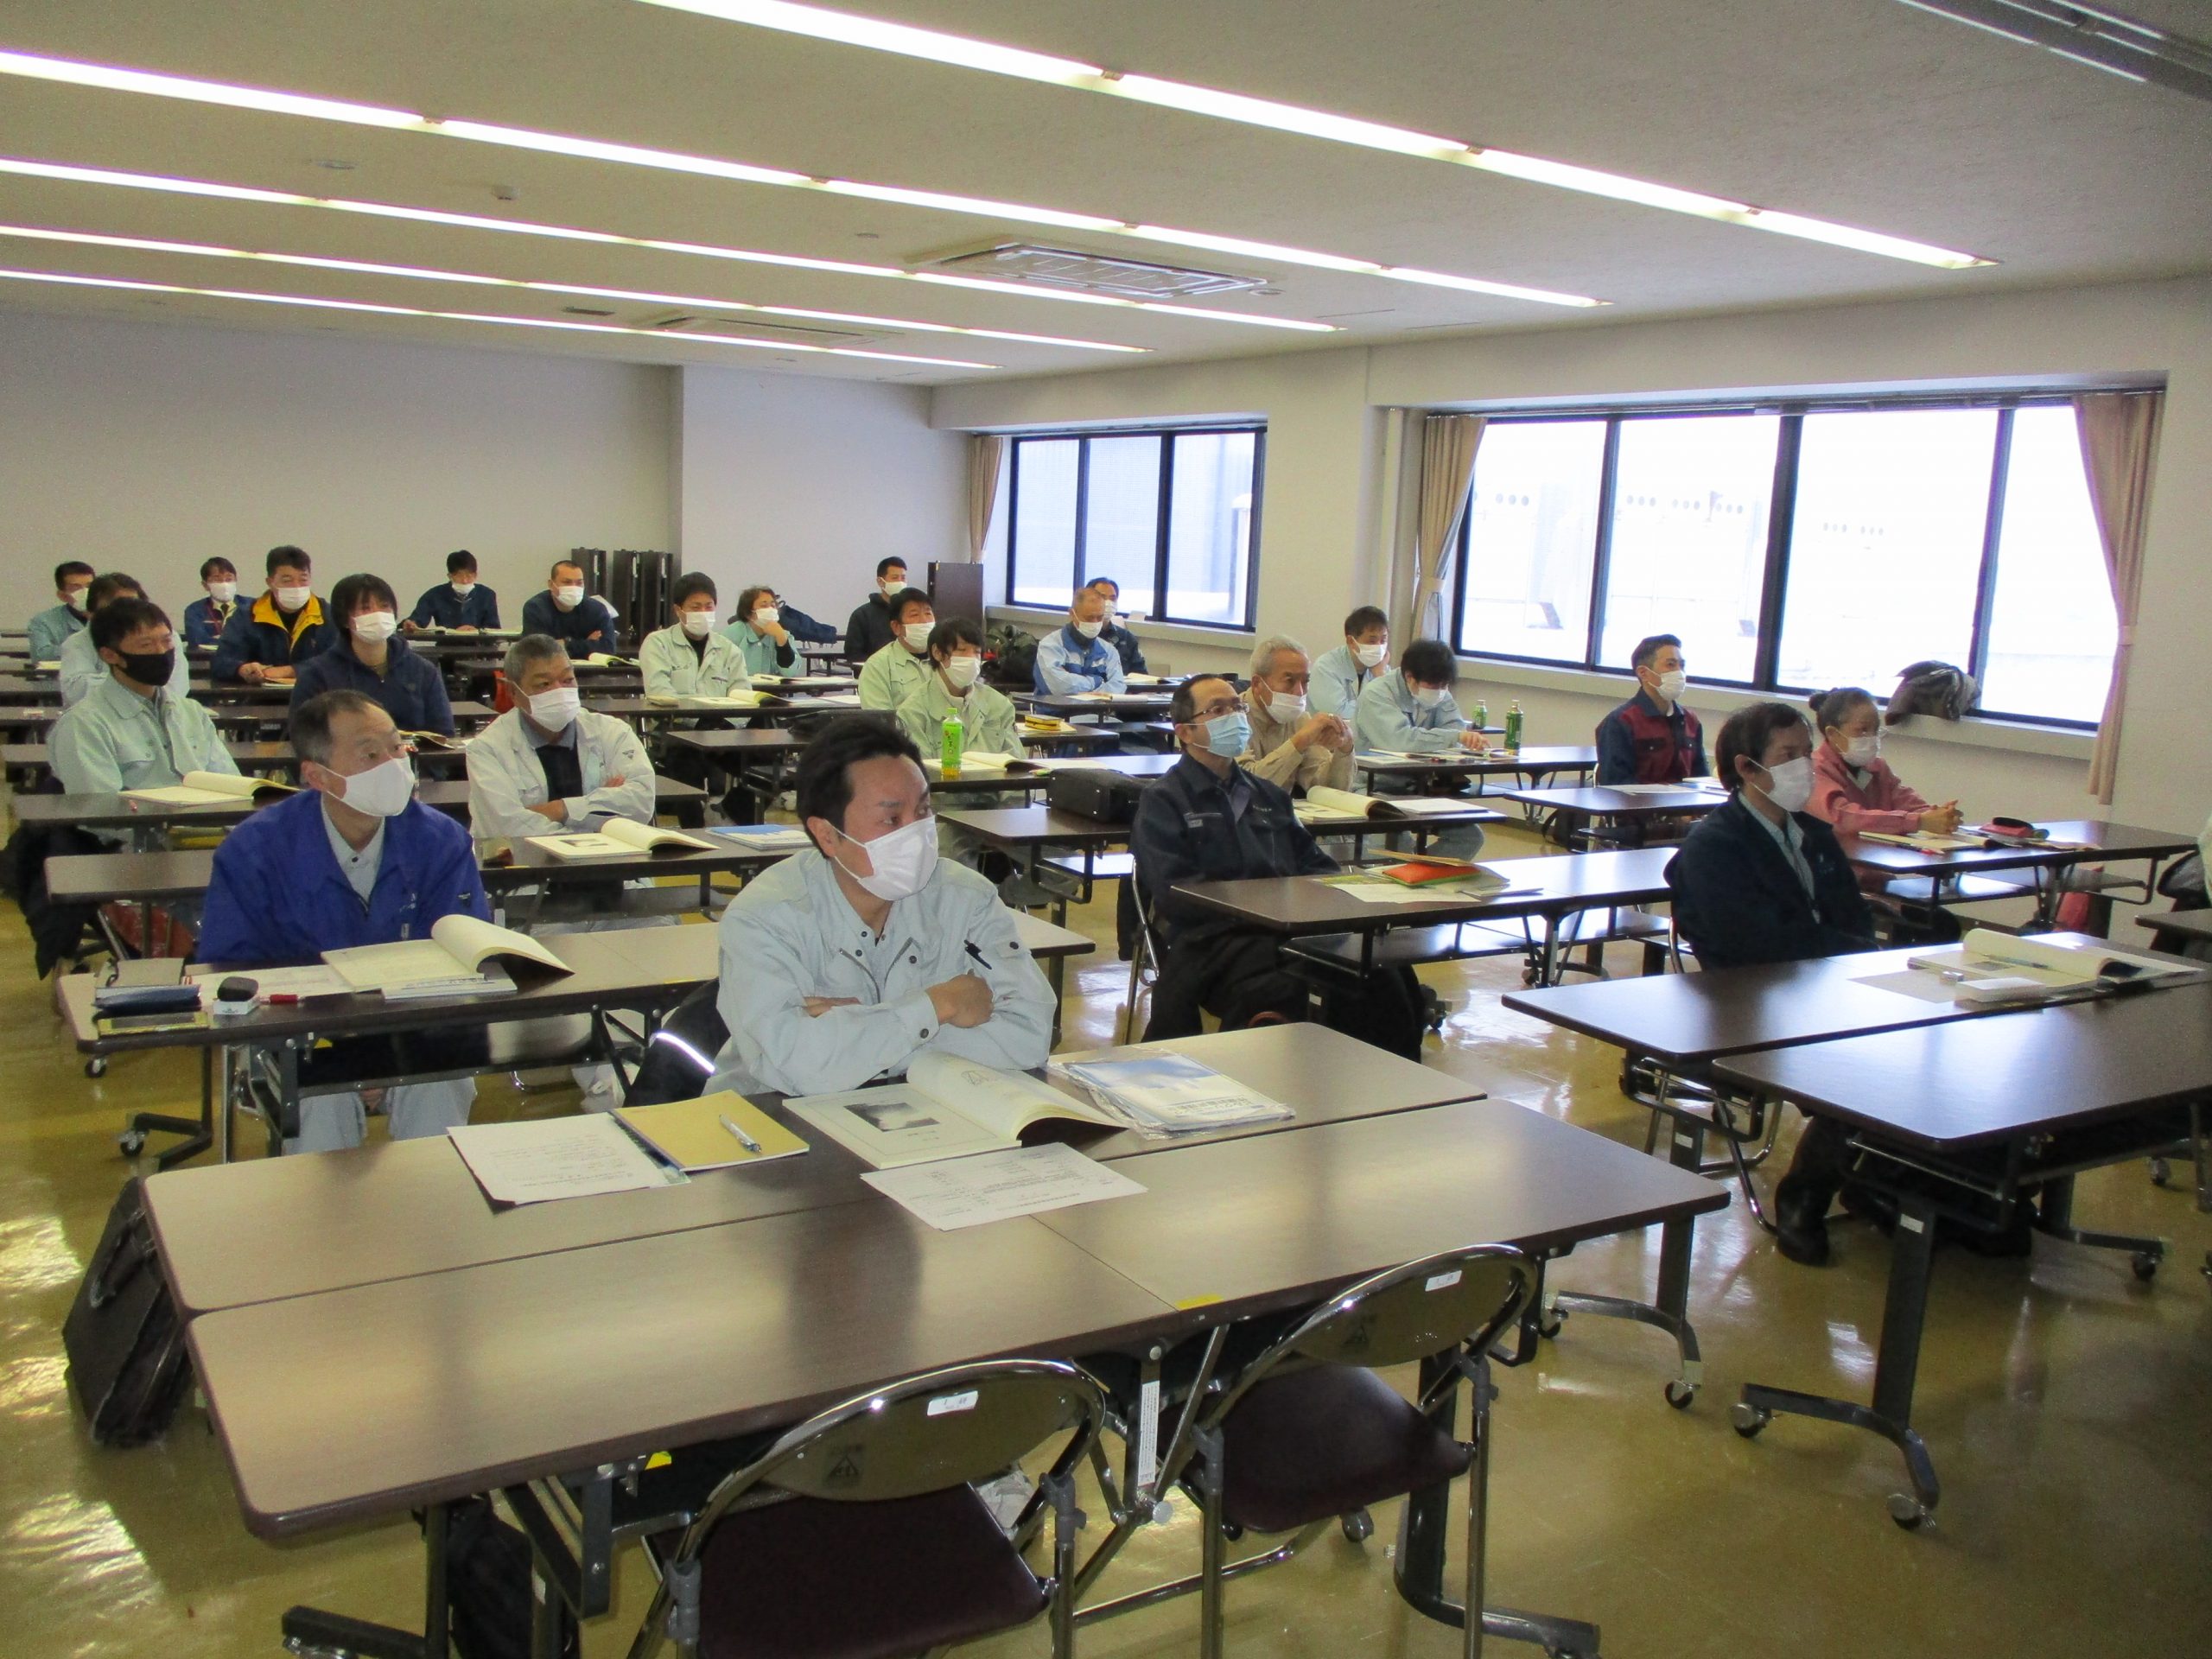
[
  {"x1": 643, "y1": 312, "x2": 893, "y2": 346},
  {"x1": 920, "y1": 243, "x2": 1264, "y2": 298}
]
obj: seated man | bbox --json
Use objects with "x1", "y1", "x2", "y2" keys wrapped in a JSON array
[
  {"x1": 290, "y1": 573, "x2": 455, "y2": 735},
  {"x1": 182, "y1": 556, "x2": 241, "y2": 651},
  {"x1": 404, "y1": 550, "x2": 501, "y2": 632},
  {"x1": 844, "y1": 556, "x2": 908, "y2": 664},
  {"x1": 519, "y1": 559, "x2": 622, "y2": 653},
  {"x1": 641, "y1": 573, "x2": 753, "y2": 699},
  {"x1": 1240, "y1": 634, "x2": 1353, "y2": 794},
  {"x1": 60, "y1": 572, "x2": 188, "y2": 706},
  {"x1": 857, "y1": 589, "x2": 937, "y2": 709},
  {"x1": 704, "y1": 718, "x2": 1054, "y2": 1097},
  {"x1": 212, "y1": 544, "x2": 336, "y2": 684},
  {"x1": 1598, "y1": 632, "x2": 1706, "y2": 785},
  {"x1": 28, "y1": 560, "x2": 94, "y2": 664},
  {"x1": 1033, "y1": 585, "x2": 1127, "y2": 696},
  {"x1": 51, "y1": 597, "x2": 238, "y2": 819},
  {"x1": 1084, "y1": 575, "x2": 1147, "y2": 675},
  {"x1": 467, "y1": 634, "x2": 656, "y2": 840},
  {"x1": 1353, "y1": 638, "x2": 1489, "y2": 860},
  {"x1": 1667, "y1": 701, "x2": 1878, "y2": 1267},
  {"x1": 896, "y1": 617, "x2": 1023, "y2": 758},
  {"x1": 726, "y1": 584, "x2": 799, "y2": 677},
  {"x1": 198, "y1": 691, "x2": 487, "y2": 1154},
  {"x1": 1308, "y1": 605, "x2": 1389, "y2": 717}
]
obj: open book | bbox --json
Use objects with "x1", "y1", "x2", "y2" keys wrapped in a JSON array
[
  {"x1": 1057, "y1": 1053, "x2": 1292, "y2": 1136},
  {"x1": 401, "y1": 729, "x2": 471, "y2": 751},
  {"x1": 711, "y1": 823, "x2": 813, "y2": 852},
  {"x1": 1908, "y1": 928, "x2": 2196, "y2": 993},
  {"x1": 322, "y1": 914, "x2": 572, "y2": 1001},
  {"x1": 527, "y1": 819, "x2": 717, "y2": 861},
  {"x1": 1297, "y1": 786, "x2": 1471, "y2": 822},
  {"x1": 923, "y1": 751, "x2": 1047, "y2": 776},
  {"x1": 123, "y1": 770, "x2": 294, "y2": 805},
  {"x1": 645, "y1": 690, "x2": 765, "y2": 709},
  {"x1": 579, "y1": 652, "x2": 636, "y2": 667},
  {"x1": 786, "y1": 1051, "x2": 1117, "y2": 1170}
]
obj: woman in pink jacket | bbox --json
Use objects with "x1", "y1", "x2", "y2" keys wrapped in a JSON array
[{"x1": 1804, "y1": 686, "x2": 1962, "y2": 837}]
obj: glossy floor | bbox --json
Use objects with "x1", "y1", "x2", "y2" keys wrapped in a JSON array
[{"x1": 3, "y1": 818, "x2": 2209, "y2": 1657}]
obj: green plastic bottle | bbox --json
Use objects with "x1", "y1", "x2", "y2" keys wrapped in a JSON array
[
  {"x1": 940, "y1": 709, "x2": 964, "y2": 779},
  {"x1": 1503, "y1": 700, "x2": 1524, "y2": 753},
  {"x1": 1472, "y1": 697, "x2": 1488, "y2": 731}
]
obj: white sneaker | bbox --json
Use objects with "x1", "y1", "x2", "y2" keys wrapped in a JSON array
[{"x1": 571, "y1": 1063, "x2": 620, "y2": 1108}]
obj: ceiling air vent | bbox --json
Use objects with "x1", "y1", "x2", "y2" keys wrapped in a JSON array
[
  {"x1": 920, "y1": 243, "x2": 1264, "y2": 299},
  {"x1": 643, "y1": 313, "x2": 894, "y2": 346}
]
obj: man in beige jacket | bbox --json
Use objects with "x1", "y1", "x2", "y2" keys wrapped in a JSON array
[{"x1": 1239, "y1": 635, "x2": 1355, "y2": 794}]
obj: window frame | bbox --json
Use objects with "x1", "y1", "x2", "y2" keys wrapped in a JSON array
[
  {"x1": 1002, "y1": 423, "x2": 1266, "y2": 631},
  {"x1": 1445, "y1": 393, "x2": 2115, "y2": 730}
]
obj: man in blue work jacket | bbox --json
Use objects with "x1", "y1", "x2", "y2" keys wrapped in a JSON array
[
  {"x1": 1033, "y1": 586, "x2": 1128, "y2": 696},
  {"x1": 199, "y1": 689, "x2": 490, "y2": 1154}
]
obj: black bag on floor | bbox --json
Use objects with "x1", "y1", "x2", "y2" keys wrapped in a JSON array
[
  {"x1": 63, "y1": 1177, "x2": 192, "y2": 1446},
  {"x1": 1314, "y1": 963, "x2": 1431, "y2": 1061},
  {"x1": 436, "y1": 1497, "x2": 579, "y2": 1659}
]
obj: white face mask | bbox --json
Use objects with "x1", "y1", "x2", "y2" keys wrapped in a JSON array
[
  {"x1": 753, "y1": 607, "x2": 779, "y2": 630},
  {"x1": 332, "y1": 754, "x2": 416, "y2": 818},
  {"x1": 831, "y1": 815, "x2": 938, "y2": 902},
  {"x1": 207, "y1": 582, "x2": 237, "y2": 604},
  {"x1": 1265, "y1": 688, "x2": 1307, "y2": 721},
  {"x1": 1757, "y1": 755, "x2": 1815, "y2": 814},
  {"x1": 1414, "y1": 683, "x2": 1454, "y2": 709},
  {"x1": 880, "y1": 578, "x2": 906, "y2": 600},
  {"x1": 450, "y1": 580, "x2": 476, "y2": 598},
  {"x1": 553, "y1": 583, "x2": 585, "y2": 610},
  {"x1": 274, "y1": 584, "x2": 311, "y2": 613},
  {"x1": 943, "y1": 653, "x2": 982, "y2": 690},
  {"x1": 681, "y1": 610, "x2": 715, "y2": 639},
  {"x1": 1353, "y1": 640, "x2": 1388, "y2": 669},
  {"x1": 902, "y1": 622, "x2": 935, "y2": 652},
  {"x1": 1842, "y1": 734, "x2": 1881, "y2": 768},
  {"x1": 65, "y1": 588, "x2": 89, "y2": 613},
  {"x1": 1651, "y1": 668, "x2": 1687, "y2": 702},
  {"x1": 351, "y1": 610, "x2": 398, "y2": 645},
  {"x1": 1072, "y1": 618, "x2": 1103, "y2": 640},
  {"x1": 527, "y1": 685, "x2": 582, "y2": 730}
]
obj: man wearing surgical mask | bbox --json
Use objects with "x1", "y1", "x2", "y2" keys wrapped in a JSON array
[
  {"x1": 704, "y1": 719, "x2": 1054, "y2": 1098},
  {"x1": 726, "y1": 584, "x2": 799, "y2": 677},
  {"x1": 182, "y1": 556, "x2": 240, "y2": 651},
  {"x1": 641, "y1": 572, "x2": 752, "y2": 701},
  {"x1": 1597, "y1": 632, "x2": 1707, "y2": 786},
  {"x1": 1309, "y1": 605, "x2": 1391, "y2": 718},
  {"x1": 1033, "y1": 587, "x2": 1127, "y2": 697},
  {"x1": 857, "y1": 589, "x2": 938, "y2": 710},
  {"x1": 213, "y1": 545, "x2": 337, "y2": 685},
  {"x1": 466, "y1": 634, "x2": 655, "y2": 842},
  {"x1": 199, "y1": 691, "x2": 489, "y2": 1153},
  {"x1": 843, "y1": 556, "x2": 910, "y2": 664},
  {"x1": 520, "y1": 558, "x2": 621, "y2": 653},
  {"x1": 1240, "y1": 635, "x2": 1353, "y2": 795},
  {"x1": 1666, "y1": 701, "x2": 1877, "y2": 1265},
  {"x1": 289, "y1": 573, "x2": 454, "y2": 735}
]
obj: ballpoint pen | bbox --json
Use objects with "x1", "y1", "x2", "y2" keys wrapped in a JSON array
[
  {"x1": 963, "y1": 941, "x2": 993, "y2": 974},
  {"x1": 718, "y1": 1113, "x2": 764, "y2": 1154}
]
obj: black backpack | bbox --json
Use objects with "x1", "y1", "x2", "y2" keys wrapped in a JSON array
[
  {"x1": 985, "y1": 623, "x2": 1039, "y2": 690},
  {"x1": 64, "y1": 1178, "x2": 193, "y2": 1446},
  {"x1": 434, "y1": 1497, "x2": 580, "y2": 1659}
]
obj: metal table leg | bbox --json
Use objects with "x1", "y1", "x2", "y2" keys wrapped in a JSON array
[{"x1": 279, "y1": 1498, "x2": 449, "y2": 1659}]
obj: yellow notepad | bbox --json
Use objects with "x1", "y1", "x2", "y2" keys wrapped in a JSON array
[{"x1": 614, "y1": 1091, "x2": 810, "y2": 1172}]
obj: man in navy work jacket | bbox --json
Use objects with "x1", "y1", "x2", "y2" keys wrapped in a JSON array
[
  {"x1": 212, "y1": 544, "x2": 338, "y2": 683},
  {"x1": 1597, "y1": 632, "x2": 1707, "y2": 785},
  {"x1": 1667, "y1": 700, "x2": 1877, "y2": 1268},
  {"x1": 290, "y1": 572, "x2": 455, "y2": 735},
  {"x1": 199, "y1": 690, "x2": 489, "y2": 1154},
  {"x1": 405, "y1": 550, "x2": 501, "y2": 632},
  {"x1": 520, "y1": 558, "x2": 622, "y2": 652}
]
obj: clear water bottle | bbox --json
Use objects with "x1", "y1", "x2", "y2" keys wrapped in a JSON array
[{"x1": 940, "y1": 709, "x2": 964, "y2": 779}]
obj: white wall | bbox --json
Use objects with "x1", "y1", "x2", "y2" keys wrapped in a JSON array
[
  {"x1": 673, "y1": 367, "x2": 966, "y2": 631},
  {"x1": 0, "y1": 309, "x2": 674, "y2": 622},
  {"x1": 935, "y1": 276, "x2": 2212, "y2": 839}
]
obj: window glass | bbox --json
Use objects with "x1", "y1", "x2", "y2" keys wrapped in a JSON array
[
  {"x1": 1598, "y1": 415, "x2": 1779, "y2": 683},
  {"x1": 1080, "y1": 435, "x2": 1161, "y2": 614},
  {"x1": 1454, "y1": 420, "x2": 1605, "y2": 663},
  {"x1": 1007, "y1": 438, "x2": 1078, "y2": 608},
  {"x1": 1980, "y1": 405, "x2": 2118, "y2": 721},
  {"x1": 1163, "y1": 431, "x2": 1258, "y2": 626},
  {"x1": 1775, "y1": 408, "x2": 1996, "y2": 693}
]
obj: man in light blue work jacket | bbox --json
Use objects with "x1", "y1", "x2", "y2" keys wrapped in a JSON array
[
  {"x1": 1033, "y1": 587, "x2": 1127, "y2": 696},
  {"x1": 705, "y1": 718, "x2": 1054, "y2": 1098},
  {"x1": 1352, "y1": 639, "x2": 1491, "y2": 861}
]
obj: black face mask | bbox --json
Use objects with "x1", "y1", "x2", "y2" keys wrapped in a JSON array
[{"x1": 115, "y1": 648, "x2": 175, "y2": 687}]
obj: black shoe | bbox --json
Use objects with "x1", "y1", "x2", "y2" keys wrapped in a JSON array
[
  {"x1": 1840, "y1": 1179, "x2": 1900, "y2": 1235},
  {"x1": 1774, "y1": 1190, "x2": 1834, "y2": 1268}
]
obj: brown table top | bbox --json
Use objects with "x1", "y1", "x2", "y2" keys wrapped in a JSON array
[
  {"x1": 1496, "y1": 782, "x2": 1727, "y2": 816},
  {"x1": 1020, "y1": 692, "x2": 1175, "y2": 718},
  {"x1": 1355, "y1": 744, "x2": 1595, "y2": 777},
  {"x1": 187, "y1": 1203, "x2": 1180, "y2": 1536},
  {"x1": 937, "y1": 804, "x2": 1132, "y2": 849},
  {"x1": 1838, "y1": 820, "x2": 2196, "y2": 880},
  {"x1": 1711, "y1": 979, "x2": 2212, "y2": 1150},
  {"x1": 1502, "y1": 932, "x2": 2184, "y2": 1065},
  {"x1": 2139, "y1": 907, "x2": 2212, "y2": 943},
  {"x1": 662, "y1": 727, "x2": 804, "y2": 755},
  {"x1": 1173, "y1": 847, "x2": 1675, "y2": 937},
  {"x1": 2, "y1": 740, "x2": 467, "y2": 778},
  {"x1": 12, "y1": 776, "x2": 705, "y2": 830},
  {"x1": 1039, "y1": 1097, "x2": 1728, "y2": 1325}
]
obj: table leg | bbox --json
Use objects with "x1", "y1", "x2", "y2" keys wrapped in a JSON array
[
  {"x1": 1734, "y1": 1191, "x2": 1943, "y2": 1529},
  {"x1": 2036, "y1": 1174, "x2": 2167, "y2": 1273},
  {"x1": 216, "y1": 1045, "x2": 236, "y2": 1163},
  {"x1": 277, "y1": 1498, "x2": 448, "y2": 1659}
]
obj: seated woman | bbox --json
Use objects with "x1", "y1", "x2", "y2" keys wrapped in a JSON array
[{"x1": 1667, "y1": 701, "x2": 1878, "y2": 1267}]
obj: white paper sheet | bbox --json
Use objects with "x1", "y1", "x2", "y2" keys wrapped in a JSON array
[
  {"x1": 186, "y1": 963, "x2": 352, "y2": 1005},
  {"x1": 446, "y1": 1116, "x2": 681, "y2": 1206},
  {"x1": 861, "y1": 1142, "x2": 1143, "y2": 1230}
]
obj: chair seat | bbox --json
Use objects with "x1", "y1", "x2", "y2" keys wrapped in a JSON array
[
  {"x1": 1217, "y1": 1363, "x2": 1470, "y2": 1535},
  {"x1": 1042, "y1": 851, "x2": 1135, "y2": 881},
  {"x1": 694, "y1": 1485, "x2": 1046, "y2": 1659}
]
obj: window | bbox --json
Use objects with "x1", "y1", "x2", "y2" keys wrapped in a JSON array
[
  {"x1": 1446, "y1": 396, "x2": 2122, "y2": 726},
  {"x1": 1002, "y1": 426, "x2": 1263, "y2": 628}
]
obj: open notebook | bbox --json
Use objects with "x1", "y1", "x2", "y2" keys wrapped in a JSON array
[
  {"x1": 1296, "y1": 786, "x2": 1471, "y2": 822},
  {"x1": 923, "y1": 752, "x2": 1049, "y2": 776},
  {"x1": 322, "y1": 915, "x2": 572, "y2": 1001},
  {"x1": 123, "y1": 771, "x2": 294, "y2": 806},
  {"x1": 786, "y1": 1051, "x2": 1116, "y2": 1169},
  {"x1": 527, "y1": 820, "x2": 717, "y2": 861}
]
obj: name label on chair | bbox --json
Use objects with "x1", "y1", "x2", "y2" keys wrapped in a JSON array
[
  {"x1": 1425, "y1": 1269, "x2": 1463, "y2": 1292},
  {"x1": 926, "y1": 1389, "x2": 980, "y2": 1416}
]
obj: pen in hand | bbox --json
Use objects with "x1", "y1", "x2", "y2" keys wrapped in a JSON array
[{"x1": 718, "y1": 1113, "x2": 764, "y2": 1154}]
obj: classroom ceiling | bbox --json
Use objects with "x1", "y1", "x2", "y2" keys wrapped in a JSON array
[{"x1": 0, "y1": 0, "x2": 2206, "y2": 385}]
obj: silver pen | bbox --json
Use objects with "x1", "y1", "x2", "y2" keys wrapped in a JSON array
[{"x1": 718, "y1": 1113, "x2": 764, "y2": 1154}]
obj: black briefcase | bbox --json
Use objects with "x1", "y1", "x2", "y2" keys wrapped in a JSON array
[
  {"x1": 63, "y1": 1177, "x2": 192, "y2": 1446},
  {"x1": 1046, "y1": 768, "x2": 1150, "y2": 825}
]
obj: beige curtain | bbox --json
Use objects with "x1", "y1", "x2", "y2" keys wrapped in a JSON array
[
  {"x1": 2074, "y1": 391, "x2": 2164, "y2": 804},
  {"x1": 966, "y1": 433, "x2": 1006, "y2": 563},
  {"x1": 1403, "y1": 413, "x2": 1484, "y2": 641}
]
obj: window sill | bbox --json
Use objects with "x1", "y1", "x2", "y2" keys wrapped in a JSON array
[
  {"x1": 988, "y1": 605, "x2": 1255, "y2": 655},
  {"x1": 1456, "y1": 656, "x2": 2097, "y2": 763}
]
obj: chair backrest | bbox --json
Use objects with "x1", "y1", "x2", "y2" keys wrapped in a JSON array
[
  {"x1": 622, "y1": 980, "x2": 727, "y2": 1106},
  {"x1": 677, "y1": 1359, "x2": 1107, "y2": 1555}
]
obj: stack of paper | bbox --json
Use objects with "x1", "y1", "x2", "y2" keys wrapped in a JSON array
[
  {"x1": 862, "y1": 1143, "x2": 1142, "y2": 1230},
  {"x1": 447, "y1": 1116, "x2": 683, "y2": 1207},
  {"x1": 1057, "y1": 1053, "x2": 1292, "y2": 1137},
  {"x1": 713, "y1": 823, "x2": 812, "y2": 851}
]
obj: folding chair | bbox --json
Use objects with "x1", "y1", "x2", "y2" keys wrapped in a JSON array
[
  {"x1": 1180, "y1": 1245, "x2": 1578, "y2": 1659},
  {"x1": 1119, "y1": 880, "x2": 1165, "y2": 1043},
  {"x1": 626, "y1": 1358, "x2": 1108, "y2": 1659}
]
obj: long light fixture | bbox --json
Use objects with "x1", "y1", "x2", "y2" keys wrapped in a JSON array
[
  {"x1": 0, "y1": 48, "x2": 1604, "y2": 306},
  {"x1": 1894, "y1": 0, "x2": 2212, "y2": 102},
  {"x1": 0, "y1": 156, "x2": 1335, "y2": 333},
  {"x1": 0, "y1": 221, "x2": 1148, "y2": 352},
  {"x1": 0, "y1": 264, "x2": 999, "y2": 366},
  {"x1": 635, "y1": 0, "x2": 1997, "y2": 270}
]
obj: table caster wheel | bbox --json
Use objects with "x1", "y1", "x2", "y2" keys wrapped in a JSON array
[
  {"x1": 2131, "y1": 1250, "x2": 2160, "y2": 1282},
  {"x1": 1339, "y1": 1508, "x2": 1373, "y2": 1543},
  {"x1": 2149, "y1": 1158, "x2": 2171, "y2": 1186},
  {"x1": 1536, "y1": 1302, "x2": 1566, "y2": 1340},
  {"x1": 117, "y1": 1129, "x2": 146, "y2": 1156},
  {"x1": 1664, "y1": 1378, "x2": 1697, "y2": 1409},
  {"x1": 1887, "y1": 1492, "x2": 1929, "y2": 1530},
  {"x1": 1731, "y1": 1403, "x2": 1770, "y2": 1439},
  {"x1": 85, "y1": 1057, "x2": 107, "y2": 1078}
]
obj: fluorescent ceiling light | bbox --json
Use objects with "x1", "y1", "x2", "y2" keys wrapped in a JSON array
[
  {"x1": 1894, "y1": 1, "x2": 2212, "y2": 104},
  {"x1": 0, "y1": 156, "x2": 1335, "y2": 331},
  {"x1": 0, "y1": 263, "x2": 998, "y2": 366},
  {"x1": 0, "y1": 221, "x2": 1147, "y2": 352},
  {"x1": 635, "y1": 0, "x2": 1996, "y2": 270},
  {"x1": 0, "y1": 49, "x2": 1602, "y2": 306}
]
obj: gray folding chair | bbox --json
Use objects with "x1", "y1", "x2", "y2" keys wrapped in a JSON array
[{"x1": 626, "y1": 1358, "x2": 1109, "y2": 1659}]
